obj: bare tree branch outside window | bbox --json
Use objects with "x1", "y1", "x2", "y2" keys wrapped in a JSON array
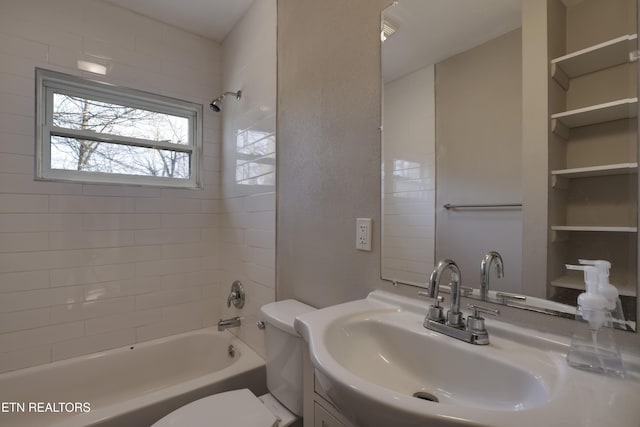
[{"x1": 51, "y1": 94, "x2": 190, "y2": 179}]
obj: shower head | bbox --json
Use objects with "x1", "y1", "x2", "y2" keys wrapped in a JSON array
[
  {"x1": 209, "y1": 90, "x2": 242, "y2": 112},
  {"x1": 210, "y1": 99, "x2": 221, "y2": 112}
]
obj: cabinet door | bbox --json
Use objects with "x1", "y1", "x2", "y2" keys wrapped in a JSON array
[{"x1": 314, "y1": 402, "x2": 346, "y2": 427}]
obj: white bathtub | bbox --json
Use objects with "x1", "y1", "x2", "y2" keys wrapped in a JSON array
[{"x1": 0, "y1": 328, "x2": 266, "y2": 427}]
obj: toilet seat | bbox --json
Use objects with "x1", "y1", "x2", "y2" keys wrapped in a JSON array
[{"x1": 152, "y1": 389, "x2": 278, "y2": 427}]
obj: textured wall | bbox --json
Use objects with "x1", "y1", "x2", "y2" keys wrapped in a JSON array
[
  {"x1": 276, "y1": 0, "x2": 640, "y2": 352},
  {"x1": 276, "y1": 0, "x2": 390, "y2": 307},
  {"x1": 0, "y1": 0, "x2": 224, "y2": 373}
]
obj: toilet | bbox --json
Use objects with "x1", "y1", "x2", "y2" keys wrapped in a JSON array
[{"x1": 152, "y1": 299, "x2": 315, "y2": 427}]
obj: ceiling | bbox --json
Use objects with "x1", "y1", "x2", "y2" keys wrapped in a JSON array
[
  {"x1": 103, "y1": 0, "x2": 254, "y2": 42},
  {"x1": 382, "y1": 0, "x2": 522, "y2": 82}
]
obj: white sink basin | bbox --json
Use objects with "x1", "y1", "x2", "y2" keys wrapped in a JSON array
[{"x1": 294, "y1": 290, "x2": 640, "y2": 427}]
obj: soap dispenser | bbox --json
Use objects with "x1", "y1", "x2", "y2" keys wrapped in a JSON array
[
  {"x1": 578, "y1": 259, "x2": 626, "y2": 328},
  {"x1": 565, "y1": 264, "x2": 625, "y2": 378}
]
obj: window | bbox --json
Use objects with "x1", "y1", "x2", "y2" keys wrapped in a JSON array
[{"x1": 36, "y1": 69, "x2": 202, "y2": 188}]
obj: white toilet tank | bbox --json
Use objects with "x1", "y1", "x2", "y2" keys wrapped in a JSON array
[{"x1": 260, "y1": 299, "x2": 315, "y2": 416}]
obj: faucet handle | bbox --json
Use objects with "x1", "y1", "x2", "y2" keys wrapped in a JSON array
[
  {"x1": 418, "y1": 291, "x2": 444, "y2": 303},
  {"x1": 467, "y1": 304, "x2": 500, "y2": 318},
  {"x1": 419, "y1": 291, "x2": 445, "y2": 322},
  {"x1": 466, "y1": 304, "x2": 499, "y2": 333}
]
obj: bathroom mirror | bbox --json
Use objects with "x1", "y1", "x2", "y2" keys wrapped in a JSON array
[{"x1": 381, "y1": 0, "x2": 638, "y2": 330}]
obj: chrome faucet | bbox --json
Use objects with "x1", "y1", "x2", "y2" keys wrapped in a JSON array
[
  {"x1": 480, "y1": 251, "x2": 504, "y2": 300},
  {"x1": 423, "y1": 259, "x2": 499, "y2": 345},
  {"x1": 218, "y1": 316, "x2": 241, "y2": 331},
  {"x1": 427, "y1": 259, "x2": 463, "y2": 327}
]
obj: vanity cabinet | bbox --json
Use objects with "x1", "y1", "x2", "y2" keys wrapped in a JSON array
[
  {"x1": 546, "y1": 0, "x2": 638, "y2": 312},
  {"x1": 302, "y1": 347, "x2": 356, "y2": 427}
]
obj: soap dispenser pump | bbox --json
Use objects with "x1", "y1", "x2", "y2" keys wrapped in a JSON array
[
  {"x1": 565, "y1": 264, "x2": 625, "y2": 377},
  {"x1": 578, "y1": 259, "x2": 626, "y2": 327}
]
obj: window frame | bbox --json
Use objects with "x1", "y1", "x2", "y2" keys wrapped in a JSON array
[{"x1": 35, "y1": 68, "x2": 203, "y2": 188}]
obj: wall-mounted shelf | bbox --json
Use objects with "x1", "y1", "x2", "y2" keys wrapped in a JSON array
[
  {"x1": 551, "y1": 34, "x2": 638, "y2": 89},
  {"x1": 551, "y1": 225, "x2": 638, "y2": 232},
  {"x1": 551, "y1": 162, "x2": 638, "y2": 178},
  {"x1": 551, "y1": 98, "x2": 638, "y2": 134},
  {"x1": 551, "y1": 272, "x2": 637, "y2": 296}
]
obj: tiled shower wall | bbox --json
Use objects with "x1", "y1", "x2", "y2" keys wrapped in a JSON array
[
  {"x1": 0, "y1": 0, "x2": 225, "y2": 373},
  {"x1": 218, "y1": 0, "x2": 277, "y2": 358}
]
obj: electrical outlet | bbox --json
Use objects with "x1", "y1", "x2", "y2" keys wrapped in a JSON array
[{"x1": 356, "y1": 218, "x2": 372, "y2": 251}]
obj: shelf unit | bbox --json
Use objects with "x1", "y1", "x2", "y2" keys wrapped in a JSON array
[
  {"x1": 551, "y1": 162, "x2": 638, "y2": 178},
  {"x1": 550, "y1": 272, "x2": 637, "y2": 297},
  {"x1": 551, "y1": 98, "x2": 638, "y2": 137},
  {"x1": 551, "y1": 225, "x2": 638, "y2": 232},
  {"x1": 551, "y1": 34, "x2": 638, "y2": 89},
  {"x1": 546, "y1": 1, "x2": 638, "y2": 311}
]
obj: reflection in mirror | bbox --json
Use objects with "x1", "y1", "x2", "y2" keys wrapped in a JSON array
[{"x1": 381, "y1": 0, "x2": 638, "y2": 331}]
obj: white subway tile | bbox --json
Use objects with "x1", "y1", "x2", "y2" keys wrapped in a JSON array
[
  {"x1": 85, "y1": 309, "x2": 160, "y2": 336},
  {"x1": 0, "y1": 174, "x2": 83, "y2": 195},
  {"x1": 52, "y1": 329, "x2": 136, "y2": 361},
  {"x1": 81, "y1": 185, "x2": 162, "y2": 198},
  {"x1": 84, "y1": 38, "x2": 162, "y2": 73},
  {"x1": 135, "y1": 257, "x2": 201, "y2": 278},
  {"x1": 83, "y1": 276, "x2": 158, "y2": 301},
  {"x1": 83, "y1": 213, "x2": 161, "y2": 231},
  {"x1": 0, "y1": 91, "x2": 32, "y2": 117},
  {"x1": 0, "y1": 214, "x2": 50, "y2": 233},
  {"x1": 160, "y1": 270, "x2": 212, "y2": 291},
  {"x1": 50, "y1": 263, "x2": 136, "y2": 288},
  {"x1": 81, "y1": 1, "x2": 136, "y2": 48},
  {"x1": 135, "y1": 197, "x2": 201, "y2": 214},
  {"x1": 245, "y1": 229, "x2": 275, "y2": 249},
  {"x1": 245, "y1": 210, "x2": 275, "y2": 231},
  {"x1": 0, "y1": 345, "x2": 51, "y2": 374},
  {"x1": 133, "y1": 16, "x2": 164, "y2": 58},
  {"x1": 0, "y1": 194, "x2": 48, "y2": 213},
  {"x1": 135, "y1": 316, "x2": 202, "y2": 343},
  {"x1": 49, "y1": 230, "x2": 136, "y2": 250},
  {"x1": 0, "y1": 0, "x2": 253, "y2": 368},
  {"x1": 134, "y1": 228, "x2": 201, "y2": 246},
  {"x1": 48, "y1": 45, "x2": 108, "y2": 74},
  {"x1": 0, "y1": 133, "x2": 35, "y2": 156},
  {"x1": 161, "y1": 300, "x2": 209, "y2": 323},
  {"x1": 0, "y1": 18, "x2": 82, "y2": 51},
  {"x1": 228, "y1": 313, "x2": 266, "y2": 359},
  {"x1": 49, "y1": 195, "x2": 136, "y2": 213},
  {"x1": 0, "y1": 321, "x2": 83, "y2": 352},
  {"x1": 135, "y1": 287, "x2": 202, "y2": 311},
  {"x1": 46, "y1": 214, "x2": 83, "y2": 231},
  {"x1": 161, "y1": 242, "x2": 208, "y2": 260},
  {"x1": 0, "y1": 245, "x2": 160, "y2": 274},
  {"x1": 244, "y1": 261, "x2": 275, "y2": 289},
  {"x1": 0, "y1": 270, "x2": 49, "y2": 293},
  {"x1": 0, "y1": 232, "x2": 49, "y2": 253},
  {"x1": 0, "y1": 286, "x2": 83, "y2": 313},
  {"x1": 244, "y1": 246, "x2": 275, "y2": 268},
  {"x1": 245, "y1": 193, "x2": 275, "y2": 212},
  {"x1": 0, "y1": 0, "x2": 85, "y2": 33},
  {"x1": 161, "y1": 213, "x2": 215, "y2": 229},
  {"x1": 213, "y1": 227, "x2": 243, "y2": 244},
  {"x1": 0, "y1": 73, "x2": 33, "y2": 99},
  {"x1": 0, "y1": 31, "x2": 48, "y2": 61},
  {"x1": 50, "y1": 296, "x2": 134, "y2": 323},
  {"x1": 0, "y1": 308, "x2": 51, "y2": 334}
]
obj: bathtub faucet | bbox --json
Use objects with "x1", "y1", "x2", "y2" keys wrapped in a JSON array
[{"x1": 218, "y1": 316, "x2": 241, "y2": 331}]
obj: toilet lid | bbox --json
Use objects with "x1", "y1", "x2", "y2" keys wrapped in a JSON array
[{"x1": 152, "y1": 389, "x2": 278, "y2": 427}]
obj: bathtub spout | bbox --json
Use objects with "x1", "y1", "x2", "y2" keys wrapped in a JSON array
[{"x1": 218, "y1": 316, "x2": 241, "y2": 331}]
